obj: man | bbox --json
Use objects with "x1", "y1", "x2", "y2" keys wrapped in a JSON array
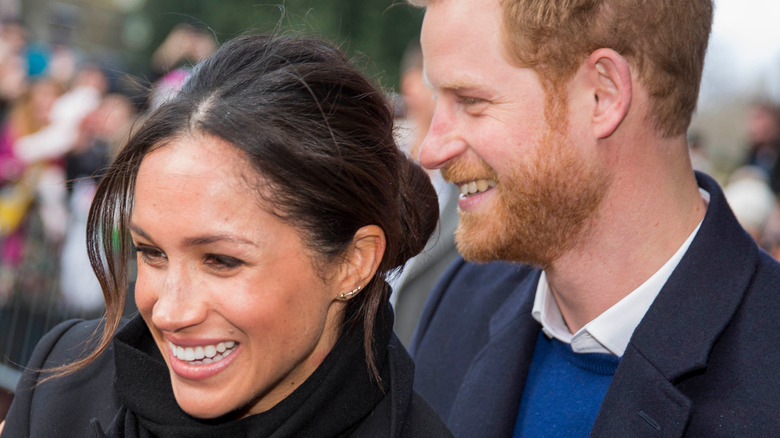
[{"x1": 407, "y1": 0, "x2": 780, "y2": 436}]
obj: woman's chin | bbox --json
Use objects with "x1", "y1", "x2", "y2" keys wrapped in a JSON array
[
  {"x1": 170, "y1": 383, "x2": 239, "y2": 420},
  {"x1": 177, "y1": 399, "x2": 234, "y2": 420}
]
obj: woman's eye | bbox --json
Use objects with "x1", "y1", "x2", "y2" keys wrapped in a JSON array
[
  {"x1": 133, "y1": 244, "x2": 167, "y2": 266},
  {"x1": 204, "y1": 254, "x2": 244, "y2": 270}
]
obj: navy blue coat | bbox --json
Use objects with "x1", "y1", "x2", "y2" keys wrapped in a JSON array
[{"x1": 410, "y1": 172, "x2": 780, "y2": 437}]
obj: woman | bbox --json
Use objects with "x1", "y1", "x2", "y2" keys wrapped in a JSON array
[{"x1": 2, "y1": 34, "x2": 452, "y2": 437}]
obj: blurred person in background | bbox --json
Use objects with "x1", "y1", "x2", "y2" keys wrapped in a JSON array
[
  {"x1": 0, "y1": 78, "x2": 63, "y2": 297},
  {"x1": 723, "y1": 165, "x2": 777, "y2": 244},
  {"x1": 744, "y1": 101, "x2": 780, "y2": 194},
  {"x1": 390, "y1": 39, "x2": 459, "y2": 346},
  {"x1": 59, "y1": 93, "x2": 137, "y2": 317},
  {"x1": 148, "y1": 23, "x2": 216, "y2": 110},
  {"x1": 9, "y1": 64, "x2": 105, "y2": 252},
  {"x1": 0, "y1": 19, "x2": 28, "y2": 119},
  {"x1": 13, "y1": 64, "x2": 106, "y2": 166}
]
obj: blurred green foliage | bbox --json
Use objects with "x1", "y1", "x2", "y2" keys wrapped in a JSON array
[{"x1": 138, "y1": 0, "x2": 424, "y2": 90}]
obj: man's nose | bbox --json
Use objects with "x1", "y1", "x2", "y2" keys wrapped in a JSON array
[{"x1": 419, "y1": 103, "x2": 468, "y2": 170}]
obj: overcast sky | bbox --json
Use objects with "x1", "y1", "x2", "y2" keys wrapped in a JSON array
[{"x1": 700, "y1": 0, "x2": 780, "y2": 106}]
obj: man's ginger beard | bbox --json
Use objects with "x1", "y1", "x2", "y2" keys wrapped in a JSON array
[{"x1": 442, "y1": 113, "x2": 610, "y2": 268}]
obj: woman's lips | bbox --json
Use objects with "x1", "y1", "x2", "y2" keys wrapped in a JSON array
[{"x1": 167, "y1": 340, "x2": 241, "y2": 380}]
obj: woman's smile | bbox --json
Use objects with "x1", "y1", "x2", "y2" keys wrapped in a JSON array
[
  {"x1": 168, "y1": 340, "x2": 238, "y2": 364},
  {"x1": 166, "y1": 340, "x2": 242, "y2": 381}
]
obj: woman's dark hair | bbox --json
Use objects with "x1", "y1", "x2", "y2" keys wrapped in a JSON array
[{"x1": 54, "y1": 34, "x2": 439, "y2": 382}]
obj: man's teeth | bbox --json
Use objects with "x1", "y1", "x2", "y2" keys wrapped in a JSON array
[
  {"x1": 169, "y1": 341, "x2": 237, "y2": 364},
  {"x1": 459, "y1": 179, "x2": 498, "y2": 196}
]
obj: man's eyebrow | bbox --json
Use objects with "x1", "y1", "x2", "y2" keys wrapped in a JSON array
[
  {"x1": 425, "y1": 74, "x2": 483, "y2": 94},
  {"x1": 128, "y1": 224, "x2": 257, "y2": 247},
  {"x1": 443, "y1": 81, "x2": 480, "y2": 91}
]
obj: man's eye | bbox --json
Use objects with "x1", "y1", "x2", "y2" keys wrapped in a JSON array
[
  {"x1": 204, "y1": 254, "x2": 244, "y2": 270},
  {"x1": 459, "y1": 96, "x2": 483, "y2": 105}
]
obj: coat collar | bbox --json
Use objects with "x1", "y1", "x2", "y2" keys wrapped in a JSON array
[
  {"x1": 630, "y1": 172, "x2": 755, "y2": 380},
  {"x1": 592, "y1": 172, "x2": 758, "y2": 436}
]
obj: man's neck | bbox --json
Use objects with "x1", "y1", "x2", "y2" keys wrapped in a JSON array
[{"x1": 544, "y1": 145, "x2": 707, "y2": 333}]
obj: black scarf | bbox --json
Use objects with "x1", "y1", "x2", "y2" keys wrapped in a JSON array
[{"x1": 101, "y1": 307, "x2": 392, "y2": 437}]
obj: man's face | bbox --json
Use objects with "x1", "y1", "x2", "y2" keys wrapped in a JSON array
[{"x1": 419, "y1": 0, "x2": 609, "y2": 267}]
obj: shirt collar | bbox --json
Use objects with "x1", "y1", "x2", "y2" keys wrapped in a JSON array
[{"x1": 532, "y1": 189, "x2": 710, "y2": 356}]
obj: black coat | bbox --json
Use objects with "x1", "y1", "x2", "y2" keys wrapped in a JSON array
[
  {"x1": 6, "y1": 307, "x2": 452, "y2": 437},
  {"x1": 411, "y1": 172, "x2": 780, "y2": 437}
]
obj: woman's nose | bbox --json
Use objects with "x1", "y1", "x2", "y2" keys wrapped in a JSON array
[{"x1": 150, "y1": 265, "x2": 208, "y2": 332}]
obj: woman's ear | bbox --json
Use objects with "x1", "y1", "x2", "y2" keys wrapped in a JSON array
[
  {"x1": 334, "y1": 225, "x2": 386, "y2": 300},
  {"x1": 585, "y1": 48, "x2": 632, "y2": 139}
]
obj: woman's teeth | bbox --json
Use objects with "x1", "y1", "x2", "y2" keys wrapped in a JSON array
[
  {"x1": 169, "y1": 341, "x2": 237, "y2": 365},
  {"x1": 459, "y1": 179, "x2": 498, "y2": 196}
]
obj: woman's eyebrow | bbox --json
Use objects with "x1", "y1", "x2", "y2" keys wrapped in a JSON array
[
  {"x1": 128, "y1": 223, "x2": 151, "y2": 241},
  {"x1": 182, "y1": 234, "x2": 258, "y2": 247},
  {"x1": 130, "y1": 223, "x2": 258, "y2": 247}
]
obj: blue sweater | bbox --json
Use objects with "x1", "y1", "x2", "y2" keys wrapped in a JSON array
[{"x1": 513, "y1": 332, "x2": 621, "y2": 437}]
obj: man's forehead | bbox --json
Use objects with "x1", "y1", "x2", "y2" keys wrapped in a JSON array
[{"x1": 420, "y1": 0, "x2": 505, "y2": 77}]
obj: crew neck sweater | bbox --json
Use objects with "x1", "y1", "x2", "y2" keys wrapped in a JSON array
[{"x1": 513, "y1": 332, "x2": 621, "y2": 437}]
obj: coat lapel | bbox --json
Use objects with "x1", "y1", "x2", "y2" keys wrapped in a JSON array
[
  {"x1": 447, "y1": 271, "x2": 541, "y2": 438},
  {"x1": 591, "y1": 172, "x2": 758, "y2": 437}
]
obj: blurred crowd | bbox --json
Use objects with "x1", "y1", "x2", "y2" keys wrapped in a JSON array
[
  {"x1": 0, "y1": 18, "x2": 214, "y2": 369},
  {"x1": 2, "y1": 9, "x2": 780, "y2": 378},
  {"x1": 696, "y1": 101, "x2": 780, "y2": 260}
]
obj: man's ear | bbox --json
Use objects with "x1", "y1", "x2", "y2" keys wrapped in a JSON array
[
  {"x1": 334, "y1": 225, "x2": 386, "y2": 300},
  {"x1": 586, "y1": 48, "x2": 632, "y2": 139}
]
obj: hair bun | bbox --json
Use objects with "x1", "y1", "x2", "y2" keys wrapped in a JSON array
[{"x1": 394, "y1": 157, "x2": 440, "y2": 267}]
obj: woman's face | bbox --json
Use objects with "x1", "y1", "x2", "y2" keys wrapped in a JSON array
[{"x1": 131, "y1": 134, "x2": 346, "y2": 419}]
